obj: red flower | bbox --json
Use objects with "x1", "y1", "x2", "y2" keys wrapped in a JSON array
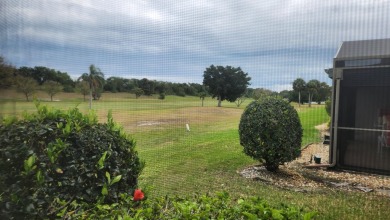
[{"x1": 133, "y1": 189, "x2": 144, "y2": 201}]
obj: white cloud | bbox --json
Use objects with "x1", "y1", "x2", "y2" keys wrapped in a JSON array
[
  {"x1": 1, "y1": 0, "x2": 389, "y2": 89},
  {"x1": 268, "y1": 84, "x2": 293, "y2": 92}
]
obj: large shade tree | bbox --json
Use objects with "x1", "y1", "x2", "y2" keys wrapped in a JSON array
[
  {"x1": 17, "y1": 66, "x2": 74, "y2": 91},
  {"x1": 203, "y1": 65, "x2": 251, "y2": 107},
  {"x1": 292, "y1": 78, "x2": 306, "y2": 107},
  {"x1": 78, "y1": 65, "x2": 105, "y2": 109}
]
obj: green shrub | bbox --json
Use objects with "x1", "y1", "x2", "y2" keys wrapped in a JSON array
[
  {"x1": 0, "y1": 103, "x2": 144, "y2": 219},
  {"x1": 325, "y1": 98, "x2": 331, "y2": 117},
  {"x1": 158, "y1": 92, "x2": 166, "y2": 100},
  {"x1": 239, "y1": 96, "x2": 303, "y2": 171},
  {"x1": 60, "y1": 192, "x2": 316, "y2": 219}
]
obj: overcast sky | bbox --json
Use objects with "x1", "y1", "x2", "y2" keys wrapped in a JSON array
[{"x1": 1, "y1": 0, "x2": 389, "y2": 91}]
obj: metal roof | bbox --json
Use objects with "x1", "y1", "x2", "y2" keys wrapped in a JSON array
[{"x1": 335, "y1": 38, "x2": 390, "y2": 59}]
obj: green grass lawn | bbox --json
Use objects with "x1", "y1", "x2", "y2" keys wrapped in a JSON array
[{"x1": 1, "y1": 90, "x2": 390, "y2": 219}]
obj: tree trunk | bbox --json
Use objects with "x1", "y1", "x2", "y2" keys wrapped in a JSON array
[
  {"x1": 201, "y1": 98, "x2": 204, "y2": 107},
  {"x1": 308, "y1": 93, "x2": 312, "y2": 107},
  {"x1": 298, "y1": 91, "x2": 301, "y2": 107},
  {"x1": 25, "y1": 93, "x2": 29, "y2": 102},
  {"x1": 217, "y1": 96, "x2": 222, "y2": 107},
  {"x1": 89, "y1": 90, "x2": 92, "y2": 109},
  {"x1": 51, "y1": 95, "x2": 53, "y2": 102}
]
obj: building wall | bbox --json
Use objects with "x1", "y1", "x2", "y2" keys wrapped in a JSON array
[{"x1": 336, "y1": 68, "x2": 390, "y2": 174}]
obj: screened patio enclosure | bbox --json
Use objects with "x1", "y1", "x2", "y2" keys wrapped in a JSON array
[{"x1": 329, "y1": 38, "x2": 390, "y2": 174}]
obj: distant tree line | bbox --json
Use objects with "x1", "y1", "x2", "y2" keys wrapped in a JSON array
[
  {"x1": 1, "y1": 55, "x2": 331, "y2": 105},
  {"x1": 103, "y1": 77, "x2": 207, "y2": 97},
  {"x1": 0, "y1": 56, "x2": 208, "y2": 99},
  {"x1": 290, "y1": 78, "x2": 331, "y2": 106},
  {"x1": 244, "y1": 79, "x2": 331, "y2": 107}
]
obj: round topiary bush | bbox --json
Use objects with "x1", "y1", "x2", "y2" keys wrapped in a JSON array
[
  {"x1": 239, "y1": 96, "x2": 303, "y2": 171},
  {"x1": 0, "y1": 104, "x2": 144, "y2": 219}
]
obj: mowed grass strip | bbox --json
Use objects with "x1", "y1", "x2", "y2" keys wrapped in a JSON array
[
  {"x1": 130, "y1": 102, "x2": 389, "y2": 219},
  {"x1": 1, "y1": 91, "x2": 390, "y2": 219},
  {"x1": 297, "y1": 105, "x2": 329, "y2": 146}
]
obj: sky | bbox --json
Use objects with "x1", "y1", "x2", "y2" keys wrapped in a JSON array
[{"x1": 1, "y1": 0, "x2": 389, "y2": 92}]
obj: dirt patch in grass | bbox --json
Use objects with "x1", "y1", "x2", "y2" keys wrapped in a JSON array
[
  {"x1": 137, "y1": 118, "x2": 185, "y2": 126},
  {"x1": 239, "y1": 123, "x2": 390, "y2": 196},
  {"x1": 122, "y1": 107, "x2": 242, "y2": 131}
]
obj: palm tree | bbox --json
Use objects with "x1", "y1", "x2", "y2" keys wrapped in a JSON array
[
  {"x1": 78, "y1": 65, "x2": 105, "y2": 109},
  {"x1": 292, "y1": 78, "x2": 306, "y2": 107},
  {"x1": 306, "y1": 80, "x2": 320, "y2": 107},
  {"x1": 198, "y1": 91, "x2": 207, "y2": 107}
]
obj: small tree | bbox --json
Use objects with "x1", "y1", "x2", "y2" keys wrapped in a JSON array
[
  {"x1": 239, "y1": 96, "x2": 303, "y2": 171},
  {"x1": 76, "y1": 81, "x2": 90, "y2": 101},
  {"x1": 132, "y1": 88, "x2": 144, "y2": 99},
  {"x1": 199, "y1": 92, "x2": 207, "y2": 107},
  {"x1": 42, "y1": 80, "x2": 63, "y2": 101},
  {"x1": 15, "y1": 76, "x2": 38, "y2": 101},
  {"x1": 158, "y1": 92, "x2": 165, "y2": 100}
]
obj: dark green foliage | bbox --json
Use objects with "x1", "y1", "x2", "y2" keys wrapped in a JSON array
[
  {"x1": 78, "y1": 64, "x2": 105, "y2": 108},
  {"x1": 58, "y1": 192, "x2": 316, "y2": 219},
  {"x1": 203, "y1": 65, "x2": 251, "y2": 107},
  {"x1": 0, "y1": 103, "x2": 143, "y2": 219},
  {"x1": 173, "y1": 86, "x2": 186, "y2": 97},
  {"x1": 104, "y1": 76, "x2": 136, "y2": 93},
  {"x1": 158, "y1": 92, "x2": 166, "y2": 100},
  {"x1": 138, "y1": 78, "x2": 155, "y2": 96},
  {"x1": 278, "y1": 90, "x2": 294, "y2": 102},
  {"x1": 101, "y1": 76, "x2": 205, "y2": 97},
  {"x1": 306, "y1": 80, "x2": 321, "y2": 107},
  {"x1": 325, "y1": 98, "x2": 331, "y2": 116},
  {"x1": 292, "y1": 78, "x2": 306, "y2": 106},
  {"x1": 132, "y1": 87, "x2": 144, "y2": 99},
  {"x1": 292, "y1": 78, "x2": 331, "y2": 105},
  {"x1": 0, "y1": 56, "x2": 16, "y2": 89},
  {"x1": 239, "y1": 97, "x2": 303, "y2": 171},
  {"x1": 17, "y1": 66, "x2": 75, "y2": 90},
  {"x1": 251, "y1": 88, "x2": 274, "y2": 100},
  {"x1": 316, "y1": 82, "x2": 331, "y2": 104}
]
